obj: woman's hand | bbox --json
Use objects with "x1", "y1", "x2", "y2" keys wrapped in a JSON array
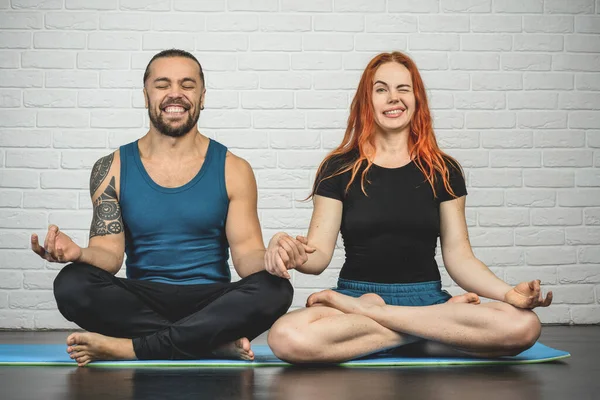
[
  {"x1": 504, "y1": 280, "x2": 553, "y2": 309},
  {"x1": 264, "y1": 232, "x2": 315, "y2": 279}
]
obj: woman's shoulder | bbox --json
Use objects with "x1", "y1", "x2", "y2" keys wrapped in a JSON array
[
  {"x1": 321, "y1": 150, "x2": 360, "y2": 175},
  {"x1": 440, "y1": 153, "x2": 463, "y2": 172}
]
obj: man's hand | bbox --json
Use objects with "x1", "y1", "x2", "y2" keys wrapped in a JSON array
[
  {"x1": 504, "y1": 279, "x2": 553, "y2": 309},
  {"x1": 31, "y1": 225, "x2": 82, "y2": 263},
  {"x1": 265, "y1": 232, "x2": 315, "y2": 279}
]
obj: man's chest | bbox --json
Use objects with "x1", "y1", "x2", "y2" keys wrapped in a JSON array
[{"x1": 141, "y1": 159, "x2": 205, "y2": 188}]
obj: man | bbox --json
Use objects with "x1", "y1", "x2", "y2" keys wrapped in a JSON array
[{"x1": 31, "y1": 49, "x2": 307, "y2": 366}]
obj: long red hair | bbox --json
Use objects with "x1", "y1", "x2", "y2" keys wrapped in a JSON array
[{"x1": 311, "y1": 51, "x2": 461, "y2": 199}]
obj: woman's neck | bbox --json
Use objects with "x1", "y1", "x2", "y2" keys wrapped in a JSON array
[{"x1": 372, "y1": 129, "x2": 412, "y2": 167}]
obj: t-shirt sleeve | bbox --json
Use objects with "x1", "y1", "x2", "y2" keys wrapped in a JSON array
[
  {"x1": 314, "y1": 158, "x2": 345, "y2": 201},
  {"x1": 437, "y1": 157, "x2": 467, "y2": 203}
]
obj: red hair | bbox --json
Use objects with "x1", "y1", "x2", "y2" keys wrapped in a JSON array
[{"x1": 311, "y1": 51, "x2": 461, "y2": 199}]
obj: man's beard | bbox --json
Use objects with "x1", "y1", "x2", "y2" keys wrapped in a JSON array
[{"x1": 148, "y1": 100, "x2": 200, "y2": 138}]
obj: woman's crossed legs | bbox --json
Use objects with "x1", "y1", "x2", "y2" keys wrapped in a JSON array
[{"x1": 268, "y1": 291, "x2": 540, "y2": 364}]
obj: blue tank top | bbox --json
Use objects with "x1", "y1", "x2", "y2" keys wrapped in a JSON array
[{"x1": 119, "y1": 139, "x2": 231, "y2": 285}]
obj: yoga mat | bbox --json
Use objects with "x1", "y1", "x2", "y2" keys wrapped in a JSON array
[{"x1": 0, "y1": 343, "x2": 569, "y2": 367}]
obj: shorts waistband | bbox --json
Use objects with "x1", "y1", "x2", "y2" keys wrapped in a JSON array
[{"x1": 336, "y1": 278, "x2": 443, "y2": 294}]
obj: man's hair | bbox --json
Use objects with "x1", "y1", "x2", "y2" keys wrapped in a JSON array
[{"x1": 143, "y1": 49, "x2": 205, "y2": 87}]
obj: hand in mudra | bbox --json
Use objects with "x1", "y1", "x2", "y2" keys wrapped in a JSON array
[
  {"x1": 31, "y1": 225, "x2": 82, "y2": 263},
  {"x1": 504, "y1": 279, "x2": 553, "y2": 309}
]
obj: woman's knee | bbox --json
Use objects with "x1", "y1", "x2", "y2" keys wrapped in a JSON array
[
  {"x1": 513, "y1": 310, "x2": 541, "y2": 349},
  {"x1": 268, "y1": 319, "x2": 314, "y2": 363},
  {"x1": 501, "y1": 308, "x2": 542, "y2": 355}
]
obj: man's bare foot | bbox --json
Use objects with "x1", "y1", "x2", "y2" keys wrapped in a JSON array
[
  {"x1": 448, "y1": 292, "x2": 480, "y2": 305},
  {"x1": 306, "y1": 290, "x2": 383, "y2": 315},
  {"x1": 66, "y1": 332, "x2": 136, "y2": 367},
  {"x1": 212, "y1": 338, "x2": 254, "y2": 361}
]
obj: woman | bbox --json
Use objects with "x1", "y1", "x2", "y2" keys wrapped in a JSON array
[{"x1": 264, "y1": 52, "x2": 553, "y2": 364}]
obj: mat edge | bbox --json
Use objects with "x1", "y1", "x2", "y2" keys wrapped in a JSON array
[{"x1": 0, "y1": 353, "x2": 570, "y2": 368}]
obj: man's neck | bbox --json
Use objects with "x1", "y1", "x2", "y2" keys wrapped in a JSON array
[{"x1": 139, "y1": 128, "x2": 207, "y2": 160}]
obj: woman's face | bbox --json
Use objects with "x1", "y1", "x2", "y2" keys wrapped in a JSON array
[{"x1": 371, "y1": 62, "x2": 416, "y2": 135}]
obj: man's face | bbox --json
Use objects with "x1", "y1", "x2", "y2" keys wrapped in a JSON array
[{"x1": 144, "y1": 57, "x2": 205, "y2": 138}]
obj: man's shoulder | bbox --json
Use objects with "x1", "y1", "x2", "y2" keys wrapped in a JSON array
[
  {"x1": 224, "y1": 150, "x2": 252, "y2": 174},
  {"x1": 90, "y1": 149, "x2": 123, "y2": 197},
  {"x1": 223, "y1": 150, "x2": 256, "y2": 199},
  {"x1": 91, "y1": 149, "x2": 121, "y2": 175}
]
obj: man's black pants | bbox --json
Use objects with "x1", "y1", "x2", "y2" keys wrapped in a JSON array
[{"x1": 53, "y1": 262, "x2": 293, "y2": 360}]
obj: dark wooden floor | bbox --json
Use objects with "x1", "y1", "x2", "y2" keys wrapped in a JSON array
[{"x1": 0, "y1": 326, "x2": 598, "y2": 400}]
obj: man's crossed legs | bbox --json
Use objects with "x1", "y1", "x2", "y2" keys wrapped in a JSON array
[{"x1": 54, "y1": 263, "x2": 293, "y2": 366}]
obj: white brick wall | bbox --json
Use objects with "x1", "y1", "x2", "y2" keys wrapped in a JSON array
[{"x1": 1, "y1": 1, "x2": 599, "y2": 328}]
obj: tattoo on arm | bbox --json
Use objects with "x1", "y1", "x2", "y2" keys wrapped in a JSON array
[
  {"x1": 90, "y1": 177, "x2": 123, "y2": 239},
  {"x1": 90, "y1": 154, "x2": 114, "y2": 197}
]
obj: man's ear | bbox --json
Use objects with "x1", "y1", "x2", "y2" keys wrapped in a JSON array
[
  {"x1": 143, "y1": 88, "x2": 148, "y2": 109},
  {"x1": 200, "y1": 88, "x2": 206, "y2": 110}
]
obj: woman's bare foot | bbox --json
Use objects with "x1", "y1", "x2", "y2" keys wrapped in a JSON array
[
  {"x1": 66, "y1": 332, "x2": 136, "y2": 367},
  {"x1": 211, "y1": 338, "x2": 254, "y2": 361},
  {"x1": 359, "y1": 293, "x2": 386, "y2": 306},
  {"x1": 448, "y1": 292, "x2": 480, "y2": 305},
  {"x1": 307, "y1": 290, "x2": 384, "y2": 315}
]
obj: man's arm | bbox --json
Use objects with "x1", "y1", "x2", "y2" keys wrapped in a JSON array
[
  {"x1": 224, "y1": 153, "x2": 267, "y2": 278},
  {"x1": 31, "y1": 152, "x2": 126, "y2": 274},
  {"x1": 78, "y1": 152, "x2": 126, "y2": 274}
]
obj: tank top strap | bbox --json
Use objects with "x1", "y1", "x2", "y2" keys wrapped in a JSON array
[
  {"x1": 207, "y1": 139, "x2": 228, "y2": 203},
  {"x1": 118, "y1": 141, "x2": 138, "y2": 205}
]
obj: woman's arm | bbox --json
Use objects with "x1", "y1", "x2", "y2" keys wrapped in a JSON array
[
  {"x1": 439, "y1": 196, "x2": 513, "y2": 301},
  {"x1": 295, "y1": 195, "x2": 343, "y2": 275},
  {"x1": 266, "y1": 195, "x2": 342, "y2": 276}
]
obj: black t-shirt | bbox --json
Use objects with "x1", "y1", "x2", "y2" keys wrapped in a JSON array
[{"x1": 315, "y1": 152, "x2": 467, "y2": 284}]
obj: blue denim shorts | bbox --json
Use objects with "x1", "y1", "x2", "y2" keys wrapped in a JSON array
[{"x1": 332, "y1": 278, "x2": 452, "y2": 306}]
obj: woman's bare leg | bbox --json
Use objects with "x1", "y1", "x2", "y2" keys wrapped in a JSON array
[
  {"x1": 268, "y1": 295, "x2": 420, "y2": 363},
  {"x1": 307, "y1": 290, "x2": 541, "y2": 358}
]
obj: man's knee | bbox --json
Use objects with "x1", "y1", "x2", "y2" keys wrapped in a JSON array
[
  {"x1": 53, "y1": 262, "x2": 100, "y2": 319},
  {"x1": 245, "y1": 270, "x2": 294, "y2": 313},
  {"x1": 259, "y1": 270, "x2": 294, "y2": 300}
]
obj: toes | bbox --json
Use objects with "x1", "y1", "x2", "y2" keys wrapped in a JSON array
[
  {"x1": 235, "y1": 338, "x2": 250, "y2": 352},
  {"x1": 242, "y1": 350, "x2": 254, "y2": 361},
  {"x1": 77, "y1": 356, "x2": 91, "y2": 367},
  {"x1": 306, "y1": 293, "x2": 319, "y2": 306},
  {"x1": 311, "y1": 290, "x2": 334, "y2": 304},
  {"x1": 448, "y1": 293, "x2": 480, "y2": 305},
  {"x1": 70, "y1": 351, "x2": 87, "y2": 360},
  {"x1": 468, "y1": 293, "x2": 480, "y2": 304},
  {"x1": 67, "y1": 333, "x2": 79, "y2": 346},
  {"x1": 241, "y1": 339, "x2": 251, "y2": 352},
  {"x1": 68, "y1": 345, "x2": 87, "y2": 355}
]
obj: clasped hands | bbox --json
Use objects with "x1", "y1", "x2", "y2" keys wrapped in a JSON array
[{"x1": 265, "y1": 232, "x2": 315, "y2": 279}]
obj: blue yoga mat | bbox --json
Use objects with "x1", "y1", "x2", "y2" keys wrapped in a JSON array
[{"x1": 0, "y1": 343, "x2": 569, "y2": 367}]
